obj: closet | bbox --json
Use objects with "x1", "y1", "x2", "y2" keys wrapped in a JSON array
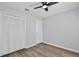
[
  {"x1": 0, "y1": 14, "x2": 9, "y2": 56},
  {"x1": 0, "y1": 13, "x2": 25, "y2": 56},
  {"x1": 0, "y1": 12, "x2": 43, "y2": 56},
  {"x1": 27, "y1": 15, "x2": 43, "y2": 48},
  {"x1": 8, "y1": 16, "x2": 25, "y2": 53}
]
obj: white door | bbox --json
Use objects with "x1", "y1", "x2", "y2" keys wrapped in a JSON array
[
  {"x1": 36, "y1": 20, "x2": 43, "y2": 43},
  {"x1": 8, "y1": 17, "x2": 17, "y2": 53},
  {"x1": 27, "y1": 16, "x2": 43, "y2": 48},
  {"x1": 0, "y1": 15, "x2": 8, "y2": 56},
  {"x1": 27, "y1": 17, "x2": 36, "y2": 47},
  {"x1": 8, "y1": 16, "x2": 25, "y2": 53},
  {"x1": 15, "y1": 18, "x2": 25, "y2": 51}
]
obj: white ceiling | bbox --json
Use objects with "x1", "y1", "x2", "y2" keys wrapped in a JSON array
[{"x1": 0, "y1": 2, "x2": 79, "y2": 18}]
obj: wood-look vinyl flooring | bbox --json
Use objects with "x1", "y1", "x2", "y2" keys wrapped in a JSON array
[{"x1": 3, "y1": 43, "x2": 79, "y2": 57}]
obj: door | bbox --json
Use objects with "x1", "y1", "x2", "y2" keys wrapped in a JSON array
[
  {"x1": 27, "y1": 16, "x2": 43, "y2": 48},
  {"x1": 0, "y1": 15, "x2": 8, "y2": 56},
  {"x1": 8, "y1": 16, "x2": 25, "y2": 53},
  {"x1": 8, "y1": 16, "x2": 17, "y2": 53},
  {"x1": 27, "y1": 17, "x2": 36, "y2": 47},
  {"x1": 15, "y1": 18, "x2": 25, "y2": 51},
  {"x1": 36, "y1": 20, "x2": 43, "y2": 43}
]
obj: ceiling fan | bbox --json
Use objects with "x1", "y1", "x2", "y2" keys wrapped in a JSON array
[{"x1": 34, "y1": 2, "x2": 58, "y2": 11}]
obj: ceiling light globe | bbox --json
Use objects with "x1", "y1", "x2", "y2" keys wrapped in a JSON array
[{"x1": 42, "y1": 5, "x2": 47, "y2": 8}]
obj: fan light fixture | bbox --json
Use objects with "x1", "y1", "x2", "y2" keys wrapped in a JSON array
[
  {"x1": 34, "y1": 2, "x2": 58, "y2": 11},
  {"x1": 42, "y1": 5, "x2": 48, "y2": 8}
]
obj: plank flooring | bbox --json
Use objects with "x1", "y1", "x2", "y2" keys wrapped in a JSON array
[{"x1": 3, "y1": 43, "x2": 79, "y2": 57}]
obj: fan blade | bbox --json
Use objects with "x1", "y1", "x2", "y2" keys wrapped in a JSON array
[
  {"x1": 44, "y1": 2, "x2": 47, "y2": 5},
  {"x1": 47, "y1": 2, "x2": 58, "y2": 6},
  {"x1": 41, "y1": 2, "x2": 44, "y2": 5},
  {"x1": 34, "y1": 6, "x2": 42, "y2": 9},
  {"x1": 45, "y1": 7, "x2": 48, "y2": 11},
  {"x1": 41, "y1": 2, "x2": 47, "y2": 5}
]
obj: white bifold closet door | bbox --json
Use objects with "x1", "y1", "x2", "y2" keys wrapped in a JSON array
[
  {"x1": 0, "y1": 14, "x2": 25, "y2": 56},
  {"x1": 8, "y1": 16, "x2": 25, "y2": 53},
  {"x1": 27, "y1": 17, "x2": 36, "y2": 47},
  {"x1": 36, "y1": 20, "x2": 43, "y2": 43},
  {"x1": 27, "y1": 16, "x2": 43, "y2": 47},
  {"x1": 0, "y1": 15, "x2": 8, "y2": 56}
]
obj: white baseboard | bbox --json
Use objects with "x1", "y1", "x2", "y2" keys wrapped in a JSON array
[
  {"x1": 25, "y1": 43, "x2": 37, "y2": 49},
  {"x1": 25, "y1": 42, "x2": 43, "y2": 49},
  {"x1": 25, "y1": 41, "x2": 79, "y2": 54},
  {"x1": 43, "y1": 41, "x2": 79, "y2": 54}
]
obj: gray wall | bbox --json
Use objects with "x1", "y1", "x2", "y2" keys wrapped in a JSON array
[{"x1": 43, "y1": 8, "x2": 79, "y2": 51}]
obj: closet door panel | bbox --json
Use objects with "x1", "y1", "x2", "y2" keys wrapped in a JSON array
[
  {"x1": 27, "y1": 18, "x2": 36, "y2": 47},
  {"x1": 0, "y1": 14, "x2": 25, "y2": 56},
  {"x1": 8, "y1": 16, "x2": 25, "y2": 53},
  {"x1": 15, "y1": 19, "x2": 25, "y2": 51},
  {"x1": 36, "y1": 20, "x2": 43, "y2": 43},
  {"x1": 8, "y1": 17, "x2": 17, "y2": 53},
  {"x1": 0, "y1": 15, "x2": 8, "y2": 56}
]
